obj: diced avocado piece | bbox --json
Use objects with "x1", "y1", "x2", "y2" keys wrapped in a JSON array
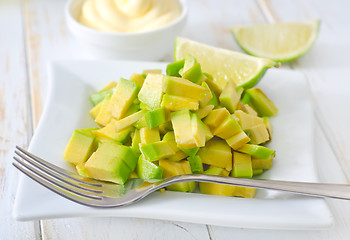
[
  {"x1": 100, "y1": 81, "x2": 118, "y2": 92},
  {"x1": 140, "y1": 127, "x2": 160, "y2": 145},
  {"x1": 159, "y1": 159, "x2": 196, "y2": 192},
  {"x1": 162, "y1": 131, "x2": 180, "y2": 152},
  {"x1": 115, "y1": 109, "x2": 148, "y2": 132},
  {"x1": 95, "y1": 94, "x2": 113, "y2": 127},
  {"x1": 197, "y1": 139, "x2": 232, "y2": 171},
  {"x1": 142, "y1": 69, "x2": 162, "y2": 75},
  {"x1": 76, "y1": 163, "x2": 89, "y2": 177},
  {"x1": 199, "y1": 168, "x2": 236, "y2": 196},
  {"x1": 131, "y1": 129, "x2": 141, "y2": 155},
  {"x1": 253, "y1": 169, "x2": 264, "y2": 176},
  {"x1": 225, "y1": 130, "x2": 251, "y2": 150},
  {"x1": 182, "y1": 59, "x2": 203, "y2": 84},
  {"x1": 187, "y1": 155, "x2": 203, "y2": 173},
  {"x1": 138, "y1": 73, "x2": 165, "y2": 109},
  {"x1": 124, "y1": 103, "x2": 140, "y2": 117},
  {"x1": 251, "y1": 155, "x2": 273, "y2": 170},
  {"x1": 89, "y1": 87, "x2": 115, "y2": 106},
  {"x1": 195, "y1": 105, "x2": 214, "y2": 119},
  {"x1": 234, "y1": 186, "x2": 256, "y2": 198},
  {"x1": 236, "y1": 144, "x2": 275, "y2": 160},
  {"x1": 203, "y1": 108, "x2": 230, "y2": 130},
  {"x1": 145, "y1": 107, "x2": 167, "y2": 129},
  {"x1": 64, "y1": 129, "x2": 97, "y2": 165},
  {"x1": 232, "y1": 152, "x2": 253, "y2": 178},
  {"x1": 89, "y1": 100, "x2": 103, "y2": 120},
  {"x1": 213, "y1": 115, "x2": 241, "y2": 139},
  {"x1": 140, "y1": 141, "x2": 176, "y2": 161},
  {"x1": 92, "y1": 120, "x2": 133, "y2": 144},
  {"x1": 163, "y1": 76, "x2": 206, "y2": 101},
  {"x1": 171, "y1": 110, "x2": 197, "y2": 149},
  {"x1": 203, "y1": 72, "x2": 222, "y2": 97},
  {"x1": 130, "y1": 73, "x2": 145, "y2": 88},
  {"x1": 263, "y1": 116, "x2": 272, "y2": 140},
  {"x1": 245, "y1": 88, "x2": 278, "y2": 117},
  {"x1": 190, "y1": 113, "x2": 206, "y2": 147},
  {"x1": 110, "y1": 78, "x2": 139, "y2": 120},
  {"x1": 244, "y1": 104, "x2": 258, "y2": 116},
  {"x1": 246, "y1": 123, "x2": 270, "y2": 145},
  {"x1": 199, "y1": 82, "x2": 214, "y2": 107},
  {"x1": 161, "y1": 94, "x2": 199, "y2": 111},
  {"x1": 219, "y1": 80, "x2": 240, "y2": 113},
  {"x1": 158, "y1": 121, "x2": 173, "y2": 135},
  {"x1": 137, "y1": 155, "x2": 163, "y2": 179},
  {"x1": 166, "y1": 59, "x2": 185, "y2": 77},
  {"x1": 134, "y1": 116, "x2": 147, "y2": 129},
  {"x1": 85, "y1": 142, "x2": 138, "y2": 184},
  {"x1": 168, "y1": 150, "x2": 188, "y2": 161},
  {"x1": 199, "y1": 120, "x2": 214, "y2": 142},
  {"x1": 234, "y1": 110, "x2": 264, "y2": 130},
  {"x1": 179, "y1": 147, "x2": 199, "y2": 157}
]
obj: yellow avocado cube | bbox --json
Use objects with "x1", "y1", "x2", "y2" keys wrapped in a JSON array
[
  {"x1": 234, "y1": 110, "x2": 264, "y2": 130},
  {"x1": 111, "y1": 78, "x2": 139, "y2": 120},
  {"x1": 140, "y1": 127, "x2": 161, "y2": 145},
  {"x1": 246, "y1": 123, "x2": 270, "y2": 144},
  {"x1": 171, "y1": 110, "x2": 197, "y2": 149},
  {"x1": 203, "y1": 108, "x2": 230, "y2": 130},
  {"x1": 161, "y1": 94, "x2": 199, "y2": 111},
  {"x1": 234, "y1": 186, "x2": 256, "y2": 198},
  {"x1": 159, "y1": 159, "x2": 196, "y2": 192},
  {"x1": 114, "y1": 109, "x2": 148, "y2": 132},
  {"x1": 225, "y1": 130, "x2": 251, "y2": 150},
  {"x1": 219, "y1": 80, "x2": 240, "y2": 113},
  {"x1": 212, "y1": 115, "x2": 242, "y2": 139},
  {"x1": 95, "y1": 94, "x2": 113, "y2": 127},
  {"x1": 64, "y1": 129, "x2": 97, "y2": 165},
  {"x1": 89, "y1": 100, "x2": 103, "y2": 120},
  {"x1": 197, "y1": 139, "x2": 232, "y2": 171},
  {"x1": 138, "y1": 73, "x2": 165, "y2": 109},
  {"x1": 232, "y1": 151, "x2": 253, "y2": 178},
  {"x1": 163, "y1": 76, "x2": 206, "y2": 101}
]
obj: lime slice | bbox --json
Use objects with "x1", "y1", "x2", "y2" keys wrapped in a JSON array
[
  {"x1": 174, "y1": 37, "x2": 277, "y2": 90},
  {"x1": 231, "y1": 20, "x2": 320, "y2": 62}
]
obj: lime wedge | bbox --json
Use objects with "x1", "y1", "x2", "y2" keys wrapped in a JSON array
[
  {"x1": 231, "y1": 20, "x2": 320, "y2": 62},
  {"x1": 174, "y1": 37, "x2": 277, "y2": 90}
]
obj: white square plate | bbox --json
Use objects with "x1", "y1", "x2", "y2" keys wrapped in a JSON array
[{"x1": 13, "y1": 60, "x2": 333, "y2": 229}]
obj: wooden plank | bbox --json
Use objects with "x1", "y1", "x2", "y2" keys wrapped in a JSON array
[{"x1": 0, "y1": 0, "x2": 38, "y2": 239}]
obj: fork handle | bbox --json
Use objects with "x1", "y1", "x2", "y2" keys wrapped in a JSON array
[{"x1": 162, "y1": 174, "x2": 350, "y2": 200}]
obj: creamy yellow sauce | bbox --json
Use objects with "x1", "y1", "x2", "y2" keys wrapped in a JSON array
[{"x1": 79, "y1": 0, "x2": 182, "y2": 33}]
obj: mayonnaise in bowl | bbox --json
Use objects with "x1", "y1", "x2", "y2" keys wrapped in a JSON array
[{"x1": 79, "y1": 0, "x2": 182, "y2": 33}]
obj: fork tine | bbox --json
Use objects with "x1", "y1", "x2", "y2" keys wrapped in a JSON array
[
  {"x1": 13, "y1": 154, "x2": 103, "y2": 194},
  {"x1": 13, "y1": 156, "x2": 102, "y2": 201},
  {"x1": 15, "y1": 146, "x2": 102, "y2": 187}
]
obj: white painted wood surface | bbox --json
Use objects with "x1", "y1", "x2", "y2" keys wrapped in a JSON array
[{"x1": 1, "y1": 0, "x2": 350, "y2": 239}]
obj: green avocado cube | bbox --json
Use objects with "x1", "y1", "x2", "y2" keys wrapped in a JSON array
[
  {"x1": 166, "y1": 59, "x2": 185, "y2": 77},
  {"x1": 245, "y1": 88, "x2": 278, "y2": 117},
  {"x1": 64, "y1": 128, "x2": 97, "y2": 165},
  {"x1": 140, "y1": 141, "x2": 176, "y2": 161},
  {"x1": 138, "y1": 73, "x2": 165, "y2": 109},
  {"x1": 236, "y1": 144, "x2": 275, "y2": 160},
  {"x1": 182, "y1": 57, "x2": 203, "y2": 84},
  {"x1": 212, "y1": 115, "x2": 241, "y2": 139},
  {"x1": 131, "y1": 129, "x2": 141, "y2": 155},
  {"x1": 219, "y1": 80, "x2": 240, "y2": 113},
  {"x1": 85, "y1": 142, "x2": 138, "y2": 184},
  {"x1": 136, "y1": 155, "x2": 163, "y2": 179},
  {"x1": 187, "y1": 155, "x2": 203, "y2": 173},
  {"x1": 232, "y1": 151, "x2": 253, "y2": 178},
  {"x1": 89, "y1": 87, "x2": 115, "y2": 106},
  {"x1": 145, "y1": 107, "x2": 167, "y2": 129},
  {"x1": 179, "y1": 147, "x2": 199, "y2": 157}
]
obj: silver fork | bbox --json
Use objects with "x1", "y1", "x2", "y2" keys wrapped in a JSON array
[{"x1": 13, "y1": 146, "x2": 350, "y2": 207}]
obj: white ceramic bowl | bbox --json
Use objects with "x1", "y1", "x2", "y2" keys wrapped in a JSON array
[{"x1": 65, "y1": 0, "x2": 187, "y2": 60}]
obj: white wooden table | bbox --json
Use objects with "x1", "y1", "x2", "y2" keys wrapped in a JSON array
[{"x1": 1, "y1": 0, "x2": 350, "y2": 239}]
